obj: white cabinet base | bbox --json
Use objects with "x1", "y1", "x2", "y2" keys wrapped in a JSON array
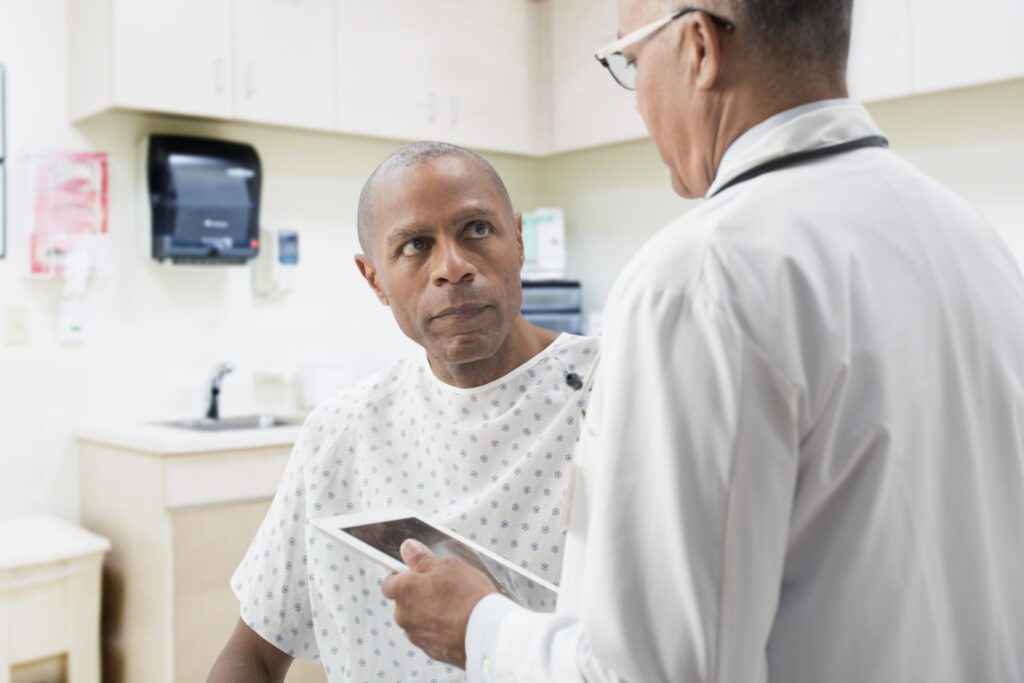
[
  {"x1": 78, "y1": 442, "x2": 325, "y2": 683},
  {"x1": 0, "y1": 519, "x2": 109, "y2": 683}
]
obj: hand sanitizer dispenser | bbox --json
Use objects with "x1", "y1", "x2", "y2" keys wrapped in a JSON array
[
  {"x1": 140, "y1": 134, "x2": 262, "y2": 265},
  {"x1": 253, "y1": 228, "x2": 299, "y2": 297}
]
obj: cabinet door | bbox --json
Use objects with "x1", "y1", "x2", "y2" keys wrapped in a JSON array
[
  {"x1": 440, "y1": 0, "x2": 541, "y2": 155},
  {"x1": 114, "y1": 0, "x2": 233, "y2": 118},
  {"x1": 171, "y1": 501, "x2": 327, "y2": 683},
  {"x1": 550, "y1": 0, "x2": 647, "y2": 153},
  {"x1": 336, "y1": 0, "x2": 443, "y2": 142},
  {"x1": 234, "y1": 0, "x2": 336, "y2": 131},
  {"x1": 911, "y1": 0, "x2": 1024, "y2": 93},
  {"x1": 847, "y1": 0, "x2": 911, "y2": 102}
]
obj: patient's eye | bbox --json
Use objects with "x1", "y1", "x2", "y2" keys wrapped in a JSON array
[
  {"x1": 400, "y1": 237, "x2": 429, "y2": 256},
  {"x1": 465, "y1": 221, "x2": 493, "y2": 239}
]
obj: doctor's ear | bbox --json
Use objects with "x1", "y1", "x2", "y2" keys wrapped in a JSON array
[
  {"x1": 355, "y1": 254, "x2": 390, "y2": 306},
  {"x1": 678, "y1": 11, "x2": 726, "y2": 90}
]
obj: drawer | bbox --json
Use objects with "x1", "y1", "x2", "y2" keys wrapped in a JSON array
[
  {"x1": 0, "y1": 554, "x2": 103, "y2": 666},
  {"x1": 521, "y1": 282, "x2": 581, "y2": 311},
  {"x1": 7, "y1": 577, "x2": 68, "y2": 663},
  {"x1": 163, "y1": 448, "x2": 291, "y2": 510}
]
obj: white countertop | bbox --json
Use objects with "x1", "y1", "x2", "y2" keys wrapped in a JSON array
[
  {"x1": 0, "y1": 517, "x2": 111, "y2": 571},
  {"x1": 74, "y1": 417, "x2": 305, "y2": 455}
]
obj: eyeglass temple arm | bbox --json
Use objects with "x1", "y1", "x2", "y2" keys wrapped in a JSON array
[
  {"x1": 594, "y1": 12, "x2": 678, "y2": 60},
  {"x1": 594, "y1": 7, "x2": 735, "y2": 60}
]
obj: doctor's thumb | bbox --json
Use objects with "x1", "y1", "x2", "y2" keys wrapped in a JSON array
[{"x1": 399, "y1": 538, "x2": 436, "y2": 573}]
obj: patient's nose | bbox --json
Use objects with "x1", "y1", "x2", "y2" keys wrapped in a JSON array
[{"x1": 432, "y1": 241, "x2": 477, "y2": 285}]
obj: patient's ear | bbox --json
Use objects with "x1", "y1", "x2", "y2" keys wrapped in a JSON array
[
  {"x1": 355, "y1": 254, "x2": 390, "y2": 306},
  {"x1": 514, "y1": 212, "x2": 525, "y2": 266}
]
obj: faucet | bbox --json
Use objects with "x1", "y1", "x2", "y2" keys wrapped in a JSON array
[{"x1": 205, "y1": 362, "x2": 235, "y2": 420}]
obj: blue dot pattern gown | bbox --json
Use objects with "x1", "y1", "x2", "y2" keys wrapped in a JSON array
[{"x1": 232, "y1": 334, "x2": 599, "y2": 682}]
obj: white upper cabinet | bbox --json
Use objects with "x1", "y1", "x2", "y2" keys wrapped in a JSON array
[
  {"x1": 234, "y1": 0, "x2": 336, "y2": 131},
  {"x1": 68, "y1": 0, "x2": 1024, "y2": 155},
  {"x1": 847, "y1": 0, "x2": 912, "y2": 102},
  {"x1": 70, "y1": 0, "x2": 335, "y2": 129},
  {"x1": 848, "y1": 0, "x2": 1024, "y2": 101},
  {"x1": 336, "y1": 0, "x2": 540, "y2": 155},
  {"x1": 335, "y1": 0, "x2": 444, "y2": 143},
  {"x1": 910, "y1": 0, "x2": 1024, "y2": 94},
  {"x1": 437, "y1": 0, "x2": 542, "y2": 155},
  {"x1": 77, "y1": 0, "x2": 235, "y2": 120},
  {"x1": 549, "y1": 0, "x2": 647, "y2": 153}
]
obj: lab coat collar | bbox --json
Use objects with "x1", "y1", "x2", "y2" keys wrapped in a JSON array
[{"x1": 705, "y1": 101, "x2": 884, "y2": 198}]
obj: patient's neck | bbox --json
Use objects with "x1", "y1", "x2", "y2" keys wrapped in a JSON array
[{"x1": 428, "y1": 317, "x2": 558, "y2": 389}]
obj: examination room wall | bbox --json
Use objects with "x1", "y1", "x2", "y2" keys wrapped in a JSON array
[
  {"x1": 0, "y1": 0, "x2": 541, "y2": 520},
  {"x1": 542, "y1": 78, "x2": 1024, "y2": 317},
  {"x1": 2, "y1": 0, "x2": 1023, "y2": 523}
]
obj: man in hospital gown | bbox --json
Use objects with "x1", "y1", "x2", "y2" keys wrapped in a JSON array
[
  {"x1": 382, "y1": 1, "x2": 1024, "y2": 681},
  {"x1": 208, "y1": 142, "x2": 597, "y2": 682}
]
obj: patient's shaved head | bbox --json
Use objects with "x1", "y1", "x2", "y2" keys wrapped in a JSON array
[{"x1": 357, "y1": 141, "x2": 514, "y2": 256}]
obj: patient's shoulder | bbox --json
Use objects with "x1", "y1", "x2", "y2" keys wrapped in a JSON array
[
  {"x1": 314, "y1": 355, "x2": 415, "y2": 422},
  {"x1": 539, "y1": 334, "x2": 600, "y2": 384},
  {"x1": 295, "y1": 356, "x2": 417, "y2": 460},
  {"x1": 550, "y1": 334, "x2": 599, "y2": 364}
]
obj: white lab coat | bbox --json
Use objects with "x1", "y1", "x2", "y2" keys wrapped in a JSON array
[{"x1": 471, "y1": 102, "x2": 1024, "y2": 682}]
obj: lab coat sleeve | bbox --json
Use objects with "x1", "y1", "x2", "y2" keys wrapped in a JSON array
[{"x1": 485, "y1": 284, "x2": 802, "y2": 682}]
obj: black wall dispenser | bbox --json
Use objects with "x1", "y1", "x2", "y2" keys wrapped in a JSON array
[{"x1": 140, "y1": 134, "x2": 262, "y2": 264}]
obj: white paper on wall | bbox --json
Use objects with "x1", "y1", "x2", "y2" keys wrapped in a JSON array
[{"x1": 521, "y1": 207, "x2": 567, "y2": 281}]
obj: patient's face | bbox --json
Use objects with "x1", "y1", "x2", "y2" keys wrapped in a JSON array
[{"x1": 359, "y1": 156, "x2": 525, "y2": 365}]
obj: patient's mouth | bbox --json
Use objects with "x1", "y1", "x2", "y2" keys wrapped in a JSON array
[{"x1": 432, "y1": 303, "x2": 490, "y2": 321}]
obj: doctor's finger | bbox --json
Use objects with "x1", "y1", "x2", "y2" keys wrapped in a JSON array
[
  {"x1": 399, "y1": 538, "x2": 437, "y2": 573},
  {"x1": 381, "y1": 570, "x2": 407, "y2": 599}
]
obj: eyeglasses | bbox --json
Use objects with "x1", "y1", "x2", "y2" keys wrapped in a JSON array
[{"x1": 594, "y1": 7, "x2": 736, "y2": 90}]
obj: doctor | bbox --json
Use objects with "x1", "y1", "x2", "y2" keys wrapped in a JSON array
[{"x1": 383, "y1": 0, "x2": 1024, "y2": 681}]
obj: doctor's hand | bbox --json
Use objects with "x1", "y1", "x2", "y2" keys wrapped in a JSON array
[{"x1": 381, "y1": 539, "x2": 498, "y2": 670}]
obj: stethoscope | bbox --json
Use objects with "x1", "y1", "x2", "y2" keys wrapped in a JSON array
[
  {"x1": 559, "y1": 135, "x2": 889, "y2": 411},
  {"x1": 709, "y1": 135, "x2": 890, "y2": 197}
]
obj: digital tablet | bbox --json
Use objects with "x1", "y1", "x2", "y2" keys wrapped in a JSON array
[{"x1": 312, "y1": 509, "x2": 559, "y2": 612}]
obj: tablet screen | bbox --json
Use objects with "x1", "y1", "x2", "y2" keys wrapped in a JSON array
[{"x1": 344, "y1": 517, "x2": 557, "y2": 611}]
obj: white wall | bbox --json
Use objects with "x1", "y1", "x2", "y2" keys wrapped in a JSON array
[
  {"x1": 0, "y1": 0, "x2": 539, "y2": 519},
  {"x1": 541, "y1": 78, "x2": 1024, "y2": 317},
  {"x1": 2, "y1": 0, "x2": 1022, "y2": 522}
]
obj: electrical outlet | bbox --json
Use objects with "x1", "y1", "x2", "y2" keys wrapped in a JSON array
[{"x1": 4, "y1": 305, "x2": 31, "y2": 346}]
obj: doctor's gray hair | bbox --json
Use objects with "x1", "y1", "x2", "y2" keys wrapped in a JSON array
[
  {"x1": 357, "y1": 141, "x2": 514, "y2": 256},
  {"x1": 661, "y1": 0, "x2": 854, "y2": 84}
]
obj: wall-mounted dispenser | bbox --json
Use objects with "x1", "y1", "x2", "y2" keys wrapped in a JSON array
[
  {"x1": 139, "y1": 134, "x2": 261, "y2": 265},
  {"x1": 253, "y1": 228, "x2": 299, "y2": 297}
]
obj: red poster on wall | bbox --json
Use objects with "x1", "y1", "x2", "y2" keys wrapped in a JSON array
[{"x1": 26, "y1": 151, "x2": 109, "y2": 277}]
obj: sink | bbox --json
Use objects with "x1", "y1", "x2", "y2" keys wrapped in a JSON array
[{"x1": 161, "y1": 414, "x2": 303, "y2": 431}]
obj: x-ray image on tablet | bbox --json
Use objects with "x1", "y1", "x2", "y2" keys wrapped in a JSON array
[{"x1": 312, "y1": 509, "x2": 559, "y2": 612}]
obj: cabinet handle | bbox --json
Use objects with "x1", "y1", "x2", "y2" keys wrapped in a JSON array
[
  {"x1": 245, "y1": 63, "x2": 256, "y2": 98},
  {"x1": 213, "y1": 58, "x2": 227, "y2": 95}
]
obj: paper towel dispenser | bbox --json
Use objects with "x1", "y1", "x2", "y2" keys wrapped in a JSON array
[{"x1": 140, "y1": 134, "x2": 261, "y2": 264}]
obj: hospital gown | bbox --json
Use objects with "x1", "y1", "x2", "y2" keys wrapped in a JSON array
[{"x1": 232, "y1": 333, "x2": 598, "y2": 682}]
